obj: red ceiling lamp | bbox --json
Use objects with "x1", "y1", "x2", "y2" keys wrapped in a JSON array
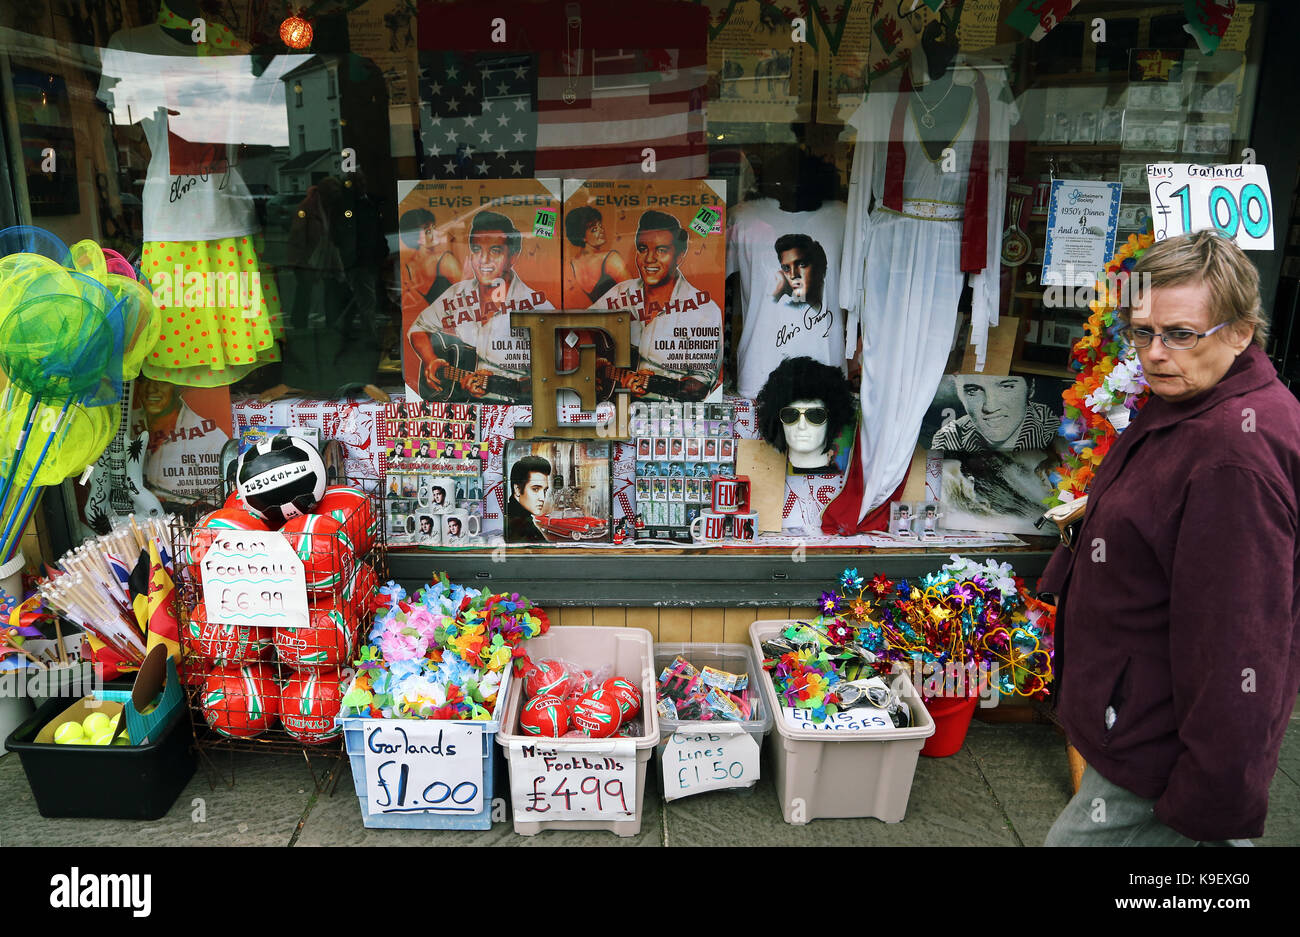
[{"x1": 279, "y1": 10, "x2": 313, "y2": 49}]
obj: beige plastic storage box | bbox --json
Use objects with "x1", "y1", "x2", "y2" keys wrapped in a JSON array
[
  {"x1": 496, "y1": 626, "x2": 659, "y2": 837},
  {"x1": 750, "y1": 620, "x2": 935, "y2": 824}
]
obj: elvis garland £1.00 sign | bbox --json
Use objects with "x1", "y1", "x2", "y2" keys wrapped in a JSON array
[
  {"x1": 1147, "y1": 163, "x2": 1273, "y2": 250},
  {"x1": 507, "y1": 739, "x2": 636, "y2": 821}
]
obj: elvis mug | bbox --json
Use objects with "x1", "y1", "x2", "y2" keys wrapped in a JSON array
[
  {"x1": 414, "y1": 514, "x2": 442, "y2": 544},
  {"x1": 730, "y1": 511, "x2": 758, "y2": 542},
  {"x1": 689, "y1": 510, "x2": 728, "y2": 543},
  {"x1": 711, "y1": 476, "x2": 749, "y2": 514},
  {"x1": 421, "y1": 477, "x2": 456, "y2": 512},
  {"x1": 441, "y1": 510, "x2": 481, "y2": 543}
]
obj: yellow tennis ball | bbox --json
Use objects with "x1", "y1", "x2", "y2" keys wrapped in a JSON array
[
  {"x1": 53, "y1": 722, "x2": 85, "y2": 744},
  {"x1": 112, "y1": 733, "x2": 130, "y2": 746},
  {"x1": 82, "y1": 712, "x2": 111, "y2": 737},
  {"x1": 89, "y1": 730, "x2": 115, "y2": 746}
]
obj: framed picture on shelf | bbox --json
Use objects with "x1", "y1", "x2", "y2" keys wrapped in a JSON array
[
  {"x1": 1072, "y1": 111, "x2": 1098, "y2": 145},
  {"x1": 1118, "y1": 163, "x2": 1146, "y2": 191},
  {"x1": 1118, "y1": 204, "x2": 1151, "y2": 231},
  {"x1": 1124, "y1": 118, "x2": 1181, "y2": 152},
  {"x1": 1191, "y1": 82, "x2": 1237, "y2": 114},
  {"x1": 1097, "y1": 106, "x2": 1125, "y2": 144},
  {"x1": 1152, "y1": 120, "x2": 1182, "y2": 152},
  {"x1": 1182, "y1": 123, "x2": 1232, "y2": 155},
  {"x1": 1044, "y1": 112, "x2": 1073, "y2": 144}
]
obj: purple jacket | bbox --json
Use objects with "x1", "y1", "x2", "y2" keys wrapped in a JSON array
[{"x1": 1040, "y1": 345, "x2": 1300, "y2": 841}]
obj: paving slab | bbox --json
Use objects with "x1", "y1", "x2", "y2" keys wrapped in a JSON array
[
  {"x1": 0, "y1": 749, "x2": 316, "y2": 847},
  {"x1": 964, "y1": 721, "x2": 1074, "y2": 847},
  {"x1": 659, "y1": 740, "x2": 1020, "y2": 846}
]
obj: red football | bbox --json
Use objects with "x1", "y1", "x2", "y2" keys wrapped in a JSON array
[
  {"x1": 342, "y1": 561, "x2": 379, "y2": 618},
  {"x1": 316, "y1": 486, "x2": 378, "y2": 555},
  {"x1": 519, "y1": 695, "x2": 570, "y2": 737},
  {"x1": 200, "y1": 664, "x2": 278, "y2": 738},
  {"x1": 525, "y1": 659, "x2": 572, "y2": 699},
  {"x1": 571, "y1": 688, "x2": 622, "y2": 738},
  {"x1": 280, "y1": 514, "x2": 354, "y2": 592},
  {"x1": 604, "y1": 677, "x2": 642, "y2": 720},
  {"x1": 273, "y1": 596, "x2": 355, "y2": 670},
  {"x1": 278, "y1": 669, "x2": 343, "y2": 744},
  {"x1": 187, "y1": 507, "x2": 269, "y2": 567},
  {"x1": 186, "y1": 600, "x2": 272, "y2": 665}
]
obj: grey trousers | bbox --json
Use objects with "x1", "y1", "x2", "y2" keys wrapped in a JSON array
[{"x1": 1045, "y1": 766, "x2": 1254, "y2": 847}]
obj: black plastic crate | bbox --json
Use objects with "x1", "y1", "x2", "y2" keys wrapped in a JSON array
[{"x1": 5, "y1": 686, "x2": 197, "y2": 820}]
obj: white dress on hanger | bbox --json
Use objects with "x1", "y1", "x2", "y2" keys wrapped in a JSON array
[{"x1": 839, "y1": 59, "x2": 1017, "y2": 521}]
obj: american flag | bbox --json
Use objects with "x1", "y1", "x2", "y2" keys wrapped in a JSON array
[{"x1": 417, "y1": 0, "x2": 708, "y2": 179}]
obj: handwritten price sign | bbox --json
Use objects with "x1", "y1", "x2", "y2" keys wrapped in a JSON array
[
  {"x1": 363, "y1": 721, "x2": 485, "y2": 817},
  {"x1": 780, "y1": 705, "x2": 897, "y2": 732},
  {"x1": 507, "y1": 739, "x2": 636, "y2": 821},
  {"x1": 199, "y1": 530, "x2": 308, "y2": 628},
  {"x1": 1147, "y1": 163, "x2": 1273, "y2": 250},
  {"x1": 661, "y1": 723, "x2": 760, "y2": 801}
]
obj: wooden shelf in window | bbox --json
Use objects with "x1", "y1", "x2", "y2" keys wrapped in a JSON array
[
  {"x1": 1026, "y1": 144, "x2": 1124, "y2": 153},
  {"x1": 1011, "y1": 359, "x2": 1075, "y2": 379}
]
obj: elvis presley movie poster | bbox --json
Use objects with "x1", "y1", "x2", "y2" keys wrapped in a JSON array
[
  {"x1": 562, "y1": 178, "x2": 726, "y2": 403},
  {"x1": 399, "y1": 178, "x2": 562, "y2": 406}
]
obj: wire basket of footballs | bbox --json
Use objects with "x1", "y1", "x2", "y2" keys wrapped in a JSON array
[{"x1": 170, "y1": 432, "x2": 388, "y2": 755}]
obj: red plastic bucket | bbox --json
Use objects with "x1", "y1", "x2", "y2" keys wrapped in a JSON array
[{"x1": 919, "y1": 695, "x2": 979, "y2": 758}]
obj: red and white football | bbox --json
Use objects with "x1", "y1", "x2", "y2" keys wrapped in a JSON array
[
  {"x1": 570, "y1": 688, "x2": 622, "y2": 738},
  {"x1": 279, "y1": 669, "x2": 343, "y2": 744},
  {"x1": 280, "y1": 514, "x2": 354, "y2": 592},
  {"x1": 519, "y1": 695, "x2": 570, "y2": 737},
  {"x1": 273, "y1": 596, "x2": 355, "y2": 671},
  {"x1": 200, "y1": 664, "x2": 278, "y2": 738}
]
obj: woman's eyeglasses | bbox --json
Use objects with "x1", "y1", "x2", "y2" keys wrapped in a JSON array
[
  {"x1": 1122, "y1": 322, "x2": 1228, "y2": 350},
  {"x1": 779, "y1": 406, "x2": 828, "y2": 426}
]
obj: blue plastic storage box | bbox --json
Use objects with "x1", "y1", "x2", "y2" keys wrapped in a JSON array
[{"x1": 335, "y1": 667, "x2": 510, "y2": 830}]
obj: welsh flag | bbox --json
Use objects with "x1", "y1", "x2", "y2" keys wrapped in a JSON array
[
  {"x1": 128, "y1": 539, "x2": 181, "y2": 662},
  {"x1": 1183, "y1": 0, "x2": 1236, "y2": 55},
  {"x1": 1006, "y1": 0, "x2": 1083, "y2": 41}
]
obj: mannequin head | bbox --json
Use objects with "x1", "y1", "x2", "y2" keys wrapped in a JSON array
[
  {"x1": 755, "y1": 356, "x2": 855, "y2": 472},
  {"x1": 781, "y1": 399, "x2": 830, "y2": 467}
]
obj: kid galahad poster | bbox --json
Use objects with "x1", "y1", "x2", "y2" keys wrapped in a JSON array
[
  {"x1": 398, "y1": 179, "x2": 562, "y2": 405},
  {"x1": 562, "y1": 179, "x2": 726, "y2": 402}
]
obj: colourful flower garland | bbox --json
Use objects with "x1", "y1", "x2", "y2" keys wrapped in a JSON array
[
  {"x1": 339, "y1": 575, "x2": 550, "y2": 721},
  {"x1": 1046, "y1": 231, "x2": 1155, "y2": 507}
]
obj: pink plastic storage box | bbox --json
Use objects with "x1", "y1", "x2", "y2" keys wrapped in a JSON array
[
  {"x1": 750, "y1": 619, "x2": 935, "y2": 824},
  {"x1": 497, "y1": 626, "x2": 659, "y2": 837}
]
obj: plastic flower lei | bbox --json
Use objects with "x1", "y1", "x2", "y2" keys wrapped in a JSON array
[
  {"x1": 1047, "y1": 231, "x2": 1154, "y2": 508},
  {"x1": 340, "y1": 575, "x2": 550, "y2": 720}
]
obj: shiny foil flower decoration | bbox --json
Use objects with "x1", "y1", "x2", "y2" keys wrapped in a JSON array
[{"x1": 982, "y1": 627, "x2": 1053, "y2": 697}]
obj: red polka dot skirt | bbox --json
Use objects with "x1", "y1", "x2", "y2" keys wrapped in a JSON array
[{"x1": 140, "y1": 235, "x2": 283, "y2": 387}]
